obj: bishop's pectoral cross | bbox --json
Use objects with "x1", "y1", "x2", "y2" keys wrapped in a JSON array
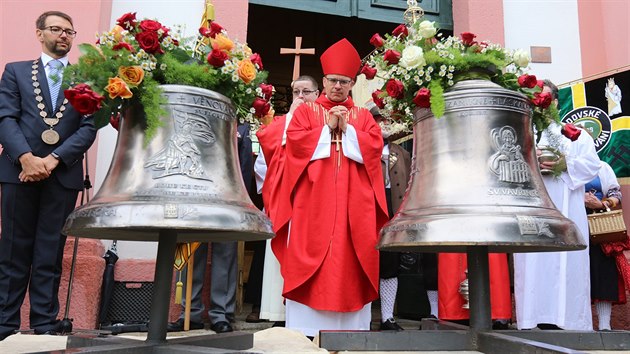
[
  {"x1": 331, "y1": 128, "x2": 342, "y2": 168},
  {"x1": 280, "y1": 37, "x2": 315, "y2": 81}
]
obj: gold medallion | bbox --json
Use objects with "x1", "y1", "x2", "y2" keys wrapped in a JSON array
[{"x1": 41, "y1": 129, "x2": 60, "y2": 145}]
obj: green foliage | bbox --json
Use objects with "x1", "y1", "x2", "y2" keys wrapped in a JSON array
[{"x1": 62, "y1": 13, "x2": 273, "y2": 140}]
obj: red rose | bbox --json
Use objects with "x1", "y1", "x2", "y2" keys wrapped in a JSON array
[
  {"x1": 360, "y1": 64, "x2": 377, "y2": 80},
  {"x1": 369, "y1": 33, "x2": 384, "y2": 48},
  {"x1": 116, "y1": 12, "x2": 137, "y2": 31},
  {"x1": 385, "y1": 79, "x2": 404, "y2": 99},
  {"x1": 412, "y1": 87, "x2": 431, "y2": 108},
  {"x1": 461, "y1": 32, "x2": 477, "y2": 46},
  {"x1": 259, "y1": 83, "x2": 273, "y2": 100},
  {"x1": 207, "y1": 49, "x2": 229, "y2": 67},
  {"x1": 135, "y1": 31, "x2": 163, "y2": 54},
  {"x1": 518, "y1": 74, "x2": 538, "y2": 88},
  {"x1": 139, "y1": 19, "x2": 162, "y2": 32},
  {"x1": 199, "y1": 26, "x2": 212, "y2": 38},
  {"x1": 536, "y1": 80, "x2": 544, "y2": 88},
  {"x1": 383, "y1": 49, "x2": 401, "y2": 65},
  {"x1": 112, "y1": 42, "x2": 135, "y2": 52},
  {"x1": 372, "y1": 90, "x2": 385, "y2": 109},
  {"x1": 531, "y1": 92, "x2": 552, "y2": 109},
  {"x1": 110, "y1": 112, "x2": 121, "y2": 131},
  {"x1": 161, "y1": 25, "x2": 171, "y2": 38},
  {"x1": 561, "y1": 123, "x2": 582, "y2": 141},
  {"x1": 64, "y1": 84, "x2": 105, "y2": 116},
  {"x1": 392, "y1": 24, "x2": 409, "y2": 38},
  {"x1": 252, "y1": 97, "x2": 271, "y2": 118},
  {"x1": 250, "y1": 53, "x2": 264, "y2": 70},
  {"x1": 209, "y1": 21, "x2": 223, "y2": 38}
]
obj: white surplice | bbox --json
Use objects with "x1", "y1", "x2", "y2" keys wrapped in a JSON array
[
  {"x1": 254, "y1": 152, "x2": 287, "y2": 321},
  {"x1": 513, "y1": 123, "x2": 600, "y2": 330}
]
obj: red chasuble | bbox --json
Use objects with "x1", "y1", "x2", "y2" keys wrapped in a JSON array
[
  {"x1": 256, "y1": 114, "x2": 289, "y2": 232},
  {"x1": 438, "y1": 253, "x2": 512, "y2": 320},
  {"x1": 272, "y1": 95, "x2": 389, "y2": 312}
]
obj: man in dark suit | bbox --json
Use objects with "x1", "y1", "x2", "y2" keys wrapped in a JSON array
[
  {"x1": 366, "y1": 103, "x2": 412, "y2": 331},
  {"x1": 0, "y1": 11, "x2": 97, "y2": 340},
  {"x1": 167, "y1": 123, "x2": 253, "y2": 334}
]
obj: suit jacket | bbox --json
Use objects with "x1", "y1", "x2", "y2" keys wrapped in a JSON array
[
  {"x1": 0, "y1": 59, "x2": 96, "y2": 190},
  {"x1": 388, "y1": 142, "x2": 411, "y2": 215},
  {"x1": 237, "y1": 123, "x2": 253, "y2": 194}
]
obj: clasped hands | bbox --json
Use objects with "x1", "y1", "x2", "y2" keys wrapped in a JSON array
[
  {"x1": 18, "y1": 152, "x2": 59, "y2": 183},
  {"x1": 327, "y1": 105, "x2": 348, "y2": 132}
]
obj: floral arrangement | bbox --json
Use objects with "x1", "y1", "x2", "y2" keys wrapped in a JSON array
[
  {"x1": 363, "y1": 20, "x2": 559, "y2": 141},
  {"x1": 63, "y1": 12, "x2": 273, "y2": 140}
]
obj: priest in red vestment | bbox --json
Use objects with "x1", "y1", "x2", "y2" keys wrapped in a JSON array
[
  {"x1": 257, "y1": 75, "x2": 320, "y2": 230},
  {"x1": 438, "y1": 253, "x2": 512, "y2": 328},
  {"x1": 272, "y1": 38, "x2": 389, "y2": 337}
]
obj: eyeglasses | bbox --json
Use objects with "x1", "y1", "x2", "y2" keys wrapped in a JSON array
[
  {"x1": 42, "y1": 26, "x2": 77, "y2": 38},
  {"x1": 325, "y1": 77, "x2": 352, "y2": 86},
  {"x1": 292, "y1": 89, "x2": 317, "y2": 96}
]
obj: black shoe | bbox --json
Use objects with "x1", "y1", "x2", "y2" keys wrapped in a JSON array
[
  {"x1": 0, "y1": 330, "x2": 16, "y2": 341},
  {"x1": 34, "y1": 320, "x2": 67, "y2": 335},
  {"x1": 492, "y1": 320, "x2": 510, "y2": 330},
  {"x1": 210, "y1": 321, "x2": 233, "y2": 333},
  {"x1": 167, "y1": 318, "x2": 204, "y2": 332},
  {"x1": 537, "y1": 323, "x2": 562, "y2": 330},
  {"x1": 380, "y1": 318, "x2": 404, "y2": 331}
]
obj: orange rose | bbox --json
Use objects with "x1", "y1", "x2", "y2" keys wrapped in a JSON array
[
  {"x1": 111, "y1": 25, "x2": 125, "y2": 42},
  {"x1": 118, "y1": 66, "x2": 145, "y2": 87},
  {"x1": 237, "y1": 59, "x2": 257, "y2": 84},
  {"x1": 105, "y1": 77, "x2": 133, "y2": 99},
  {"x1": 211, "y1": 34, "x2": 234, "y2": 52}
]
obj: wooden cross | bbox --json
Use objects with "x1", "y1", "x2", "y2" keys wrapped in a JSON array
[{"x1": 280, "y1": 37, "x2": 315, "y2": 81}]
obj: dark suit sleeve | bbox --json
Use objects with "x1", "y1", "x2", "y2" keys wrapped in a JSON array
[
  {"x1": 238, "y1": 123, "x2": 254, "y2": 194},
  {"x1": 0, "y1": 63, "x2": 32, "y2": 162}
]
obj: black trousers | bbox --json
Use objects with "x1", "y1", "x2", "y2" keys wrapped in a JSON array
[{"x1": 0, "y1": 181, "x2": 78, "y2": 334}]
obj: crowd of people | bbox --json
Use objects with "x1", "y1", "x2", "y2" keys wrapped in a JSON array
[{"x1": 0, "y1": 10, "x2": 627, "y2": 343}]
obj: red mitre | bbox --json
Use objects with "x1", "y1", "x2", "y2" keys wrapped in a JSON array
[{"x1": 320, "y1": 38, "x2": 361, "y2": 79}]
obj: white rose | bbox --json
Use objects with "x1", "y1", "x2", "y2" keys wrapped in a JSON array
[
  {"x1": 399, "y1": 46, "x2": 426, "y2": 69},
  {"x1": 513, "y1": 49, "x2": 530, "y2": 67},
  {"x1": 417, "y1": 21, "x2": 437, "y2": 39}
]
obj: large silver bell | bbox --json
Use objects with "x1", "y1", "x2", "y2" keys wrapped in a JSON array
[
  {"x1": 63, "y1": 85, "x2": 273, "y2": 242},
  {"x1": 379, "y1": 80, "x2": 584, "y2": 253}
]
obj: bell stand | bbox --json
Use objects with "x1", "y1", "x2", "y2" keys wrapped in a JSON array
[
  {"x1": 60, "y1": 230, "x2": 259, "y2": 354},
  {"x1": 319, "y1": 245, "x2": 630, "y2": 353}
]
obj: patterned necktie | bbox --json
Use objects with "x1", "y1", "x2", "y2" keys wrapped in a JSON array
[{"x1": 47, "y1": 59, "x2": 63, "y2": 111}]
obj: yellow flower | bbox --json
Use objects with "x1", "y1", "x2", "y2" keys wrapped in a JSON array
[
  {"x1": 237, "y1": 59, "x2": 257, "y2": 84},
  {"x1": 261, "y1": 107, "x2": 275, "y2": 125},
  {"x1": 105, "y1": 77, "x2": 133, "y2": 99},
  {"x1": 118, "y1": 66, "x2": 145, "y2": 87},
  {"x1": 211, "y1": 34, "x2": 234, "y2": 52},
  {"x1": 242, "y1": 44, "x2": 253, "y2": 57}
]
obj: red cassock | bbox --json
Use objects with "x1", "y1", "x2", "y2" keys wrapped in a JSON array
[
  {"x1": 256, "y1": 114, "x2": 288, "y2": 231},
  {"x1": 272, "y1": 95, "x2": 389, "y2": 312},
  {"x1": 438, "y1": 253, "x2": 512, "y2": 320}
]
